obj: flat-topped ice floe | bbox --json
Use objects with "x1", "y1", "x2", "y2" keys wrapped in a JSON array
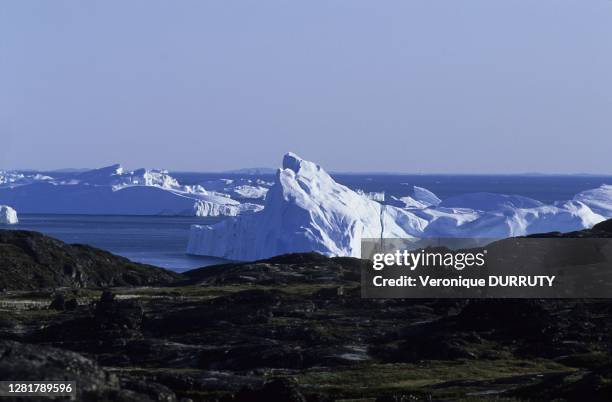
[
  {"x1": 187, "y1": 153, "x2": 426, "y2": 260},
  {"x1": 0, "y1": 205, "x2": 18, "y2": 224}
]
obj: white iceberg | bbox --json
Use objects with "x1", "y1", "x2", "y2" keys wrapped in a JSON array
[
  {"x1": 188, "y1": 154, "x2": 612, "y2": 260},
  {"x1": 389, "y1": 186, "x2": 441, "y2": 209},
  {"x1": 200, "y1": 177, "x2": 272, "y2": 201},
  {"x1": 0, "y1": 171, "x2": 53, "y2": 188},
  {"x1": 187, "y1": 153, "x2": 426, "y2": 260},
  {"x1": 413, "y1": 186, "x2": 441, "y2": 207},
  {"x1": 439, "y1": 192, "x2": 543, "y2": 211},
  {"x1": 573, "y1": 185, "x2": 612, "y2": 217},
  {"x1": 356, "y1": 189, "x2": 385, "y2": 202},
  {"x1": 0, "y1": 205, "x2": 18, "y2": 224},
  {"x1": 413, "y1": 191, "x2": 588, "y2": 237},
  {"x1": 0, "y1": 165, "x2": 252, "y2": 217},
  {"x1": 390, "y1": 196, "x2": 429, "y2": 209},
  {"x1": 420, "y1": 203, "x2": 603, "y2": 238},
  {"x1": 231, "y1": 185, "x2": 269, "y2": 200}
]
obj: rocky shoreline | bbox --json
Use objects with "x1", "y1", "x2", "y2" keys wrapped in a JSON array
[{"x1": 1, "y1": 225, "x2": 611, "y2": 401}]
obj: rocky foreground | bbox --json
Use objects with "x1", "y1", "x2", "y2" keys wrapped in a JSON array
[
  {"x1": 0, "y1": 226, "x2": 611, "y2": 401},
  {"x1": 0, "y1": 230, "x2": 182, "y2": 290}
]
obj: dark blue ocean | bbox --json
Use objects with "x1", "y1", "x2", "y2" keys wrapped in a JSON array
[
  {"x1": 2, "y1": 173, "x2": 611, "y2": 272},
  {"x1": 3, "y1": 214, "x2": 227, "y2": 272}
]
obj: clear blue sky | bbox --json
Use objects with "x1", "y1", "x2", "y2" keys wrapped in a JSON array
[{"x1": 1, "y1": 1, "x2": 611, "y2": 173}]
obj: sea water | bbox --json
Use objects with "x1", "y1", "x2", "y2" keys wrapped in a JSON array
[{"x1": 3, "y1": 214, "x2": 227, "y2": 272}]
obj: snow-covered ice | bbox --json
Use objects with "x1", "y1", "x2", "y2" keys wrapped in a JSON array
[
  {"x1": 0, "y1": 171, "x2": 53, "y2": 188},
  {"x1": 0, "y1": 205, "x2": 18, "y2": 224},
  {"x1": 231, "y1": 185, "x2": 269, "y2": 200},
  {"x1": 199, "y1": 178, "x2": 272, "y2": 201},
  {"x1": 389, "y1": 186, "x2": 442, "y2": 209},
  {"x1": 413, "y1": 186, "x2": 441, "y2": 206},
  {"x1": 188, "y1": 153, "x2": 612, "y2": 260},
  {"x1": 0, "y1": 165, "x2": 255, "y2": 217},
  {"x1": 187, "y1": 153, "x2": 426, "y2": 260},
  {"x1": 439, "y1": 192, "x2": 543, "y2": 211},
  {"x1": 356, "y1": 189, "x2": 385, "y2": 202},
  {"x1": 573, "y1": 185, "x2": 612, "y2": 217},
  {"x1": 3, "y1": 155, "x2": 612, "y2": 259}
]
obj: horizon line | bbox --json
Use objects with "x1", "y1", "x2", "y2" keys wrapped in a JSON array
[{"x1": 3, "y1": 166, "x2": 612, "y2": 177}]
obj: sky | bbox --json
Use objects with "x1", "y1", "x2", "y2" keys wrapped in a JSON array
[{"x1": 1, "y1": 1, "x2": 611, "y2": 173}]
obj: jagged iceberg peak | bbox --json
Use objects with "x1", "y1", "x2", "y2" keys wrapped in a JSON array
[
  {"x1": 280, "y1": 152, "x2": 327, "y2": 181},
  {"x1": 282, "y1": 152, "x2": 308, "y2": 173},
  {"x1": 187, "y1": 153, "x2": 426, "y2": 260},
  {"x1": 276, "y1": 152, "x2": 343, "y2": 202}
]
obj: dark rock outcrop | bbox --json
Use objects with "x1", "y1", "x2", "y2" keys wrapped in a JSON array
[
  {"x1": 593, "y1": 218, "x2": 612, "y2": 233},
  {"x1": 1, "y1": 221, "x2": 612, "y2": 401},
  {"x1": 0, "y1": 339, "x2": 177, "y2": 401},
  {"x1": 229, "y1": 378, "x2": 307, "y2": 402},
  {"x1": 182, "y1": 252, "x2": 363, "y2": 286},
  {"x1": 0, "y1": 230, "x2": 182, "y2": 290}
]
